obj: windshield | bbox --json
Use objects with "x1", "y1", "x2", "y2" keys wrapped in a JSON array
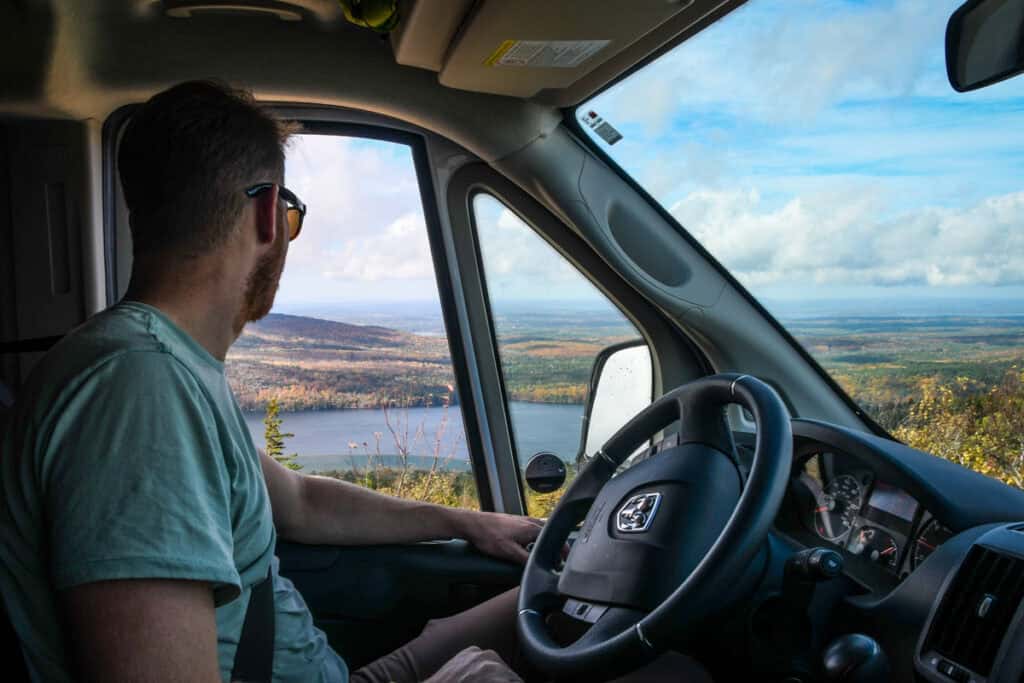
[{"x1": 578, "y1": 0, "x2": 1024, "y2": 490}]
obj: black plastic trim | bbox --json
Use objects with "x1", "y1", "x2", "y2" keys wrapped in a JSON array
[{"x1": 946, "y1": 0, "x2": 1024, "y2": 93}]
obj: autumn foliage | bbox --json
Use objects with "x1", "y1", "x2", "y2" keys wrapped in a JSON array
[
  {"x1": 893, "y1": 369, "x2": 1024, "y2": 489},
  {"x1": 236, "y1": 312, "x2": 1024, "y2": 519}
]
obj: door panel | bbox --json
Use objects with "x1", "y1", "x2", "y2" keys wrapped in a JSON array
[{"x1": 277, "y1": 540, "x2": 521, "y2": 668}]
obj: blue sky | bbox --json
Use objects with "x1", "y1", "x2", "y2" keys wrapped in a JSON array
[
  {"x1": 275, "y1": 0, "x2": 1024, "y2": 315},
  {"x1": 275, "y1": 136, "x2": 607, "y2": 307},
  {"x1": 582, "y1": 0, "x2": 1024, "y2": 307},
  {"x1": 274, "y1": 135, "x2": 440, "y2": 307}
]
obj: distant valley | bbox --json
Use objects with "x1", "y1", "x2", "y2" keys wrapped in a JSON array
[
  {"x1": 228, "y1": 306, "x2": 1024, "y2": 436},
  {"x1": 226, "y1": 309, "x2": 635, "y2": 412},
  {"x1": 227, "y1": 313, "x2": 458, "y2": 412}
]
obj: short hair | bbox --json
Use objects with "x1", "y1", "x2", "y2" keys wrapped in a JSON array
[{"x1": 118, "y1": 80, "x2": 295, "y2": 258}]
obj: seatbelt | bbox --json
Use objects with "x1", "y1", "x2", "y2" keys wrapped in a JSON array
[{"x1": 231, "y1": 566, "x2": 275, "y2": 683}]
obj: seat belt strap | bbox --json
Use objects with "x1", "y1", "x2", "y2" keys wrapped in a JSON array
[{"x1": 231, "y1": 565, "x2": 275, "y2": 683}]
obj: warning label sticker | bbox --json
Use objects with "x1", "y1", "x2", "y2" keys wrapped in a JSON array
[
  {"x1": 582, "y1": 110, "x2": 623, "y2": 145},
  {"x1": 485, "y1": 40, "x2": 610, "y2": 68}
]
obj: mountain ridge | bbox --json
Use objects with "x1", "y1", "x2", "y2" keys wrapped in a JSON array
[{"x1": 239, "y1": 312, "x2": 407, "y2": 348}]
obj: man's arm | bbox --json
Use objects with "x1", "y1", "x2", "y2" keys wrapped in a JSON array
[
  {"x1": 63, "y1": 579, "x2": 221, "y2": 683},
  {"x1": 260, "y1": 451, "x2": 542, "y2": 563}
]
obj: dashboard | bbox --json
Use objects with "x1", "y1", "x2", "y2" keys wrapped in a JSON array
[
  {"x1": 773, "y1": 435, "x2": 961, "y2": 593},
  {"x1": 755, "y1": 418, "x2": 1024, "y2": 682},
  {"x1": 794, "y1": 451, "x2": 953, "y2": 585}
]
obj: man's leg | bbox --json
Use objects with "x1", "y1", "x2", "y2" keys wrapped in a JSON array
[
  {"x1": 350, "y1": 588, "x2": 521, "y2": 683},
  {"x1": 350, "y1": 587, "x2": 712, "y2": 683}
]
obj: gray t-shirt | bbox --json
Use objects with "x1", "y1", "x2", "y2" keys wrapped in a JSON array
[{"x1": 0, "y1": 301, "x2": 347, "y2": 682}]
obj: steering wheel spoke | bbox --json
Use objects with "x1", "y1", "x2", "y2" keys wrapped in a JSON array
[
  {"x1": 570, "y1": 605, "x2": 647, "y2": 650},
  {"x1": 559, "y1": 451, "x2": 616, "y2": 503},
  {"x1": 520, "y1": 565, "x2": 562, "y2": 610}
]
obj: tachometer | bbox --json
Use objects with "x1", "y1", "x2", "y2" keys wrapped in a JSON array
[
  {"x1": 847, "y1": 526, "x2": 900, "y2": 570},
  {"x1": 911, "y1": 518, "x2": 953, "y2": 570},
  {"x1": 811, "y1": 474, "x2": 862, "y2": 542}
]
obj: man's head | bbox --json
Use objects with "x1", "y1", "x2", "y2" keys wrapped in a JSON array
[{"x1": 119, "y1": 80, "x2": 297, "y2": 325}]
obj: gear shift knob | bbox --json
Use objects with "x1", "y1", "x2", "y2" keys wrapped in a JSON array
[{"x1": 821, "y1": 634, "x2": 890, "y2": 683}]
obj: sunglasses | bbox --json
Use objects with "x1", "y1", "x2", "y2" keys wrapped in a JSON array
[{"x1": 245, "y1": 183, "x2": 306, "y2": 241}]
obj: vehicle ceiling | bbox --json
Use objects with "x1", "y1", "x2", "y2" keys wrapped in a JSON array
[{"x1": 0, "y1": 0, "x2": 742, "y2": 161}]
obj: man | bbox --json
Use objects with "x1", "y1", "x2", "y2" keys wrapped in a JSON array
[{"x1": 0, "y1": 81, "x2": 535, "y2": 682}]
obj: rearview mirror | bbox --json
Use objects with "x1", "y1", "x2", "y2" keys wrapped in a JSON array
[
  {"x1": 947, "y1": 0, "x2": 1024, "y2": 92},
  {"x1": 577, "y1": 340, "x2": 652, "y2": 464}
]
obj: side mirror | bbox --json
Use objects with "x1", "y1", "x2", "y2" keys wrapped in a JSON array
[
  {"x1": 523, "y1": 451, "x2": 567, "y2": 493},
  {"x1": 947, "y1": 0, "x2": 1024, "y2": 92},
  {"x1": 577, "y1": 340, "x2": 653, "y2": 465}
]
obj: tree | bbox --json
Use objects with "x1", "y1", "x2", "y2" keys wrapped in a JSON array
[
  {"x1": 895, "y1": 370, "x2": 1024, "y2": 490},
  {"x1": 264, "y1": 397, "x2": 302, "y2": 470}
]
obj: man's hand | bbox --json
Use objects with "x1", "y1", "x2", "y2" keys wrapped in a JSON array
[
  {"x1": 455, "y1": 510, "x2": 543, "y2": 565},
  {"x1": 424, "y1": 646, "x2": 523, "y2": 683}
]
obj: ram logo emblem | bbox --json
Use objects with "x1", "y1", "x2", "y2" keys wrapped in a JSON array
[{"x1": 616, "y1": 492, "x2": 662, "y2": 533}]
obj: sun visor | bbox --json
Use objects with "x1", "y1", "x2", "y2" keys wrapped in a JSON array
[
  {"x1": 434, "y1": 0, "x2": 698, "y2": 99},
  {"x1": 389, "y1": 0, "x2": 474, "y2": 72}
]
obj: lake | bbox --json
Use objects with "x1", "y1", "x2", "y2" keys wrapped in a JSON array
[{"x1": 244, "y1": 401, "x2": 585, "y2": 472}]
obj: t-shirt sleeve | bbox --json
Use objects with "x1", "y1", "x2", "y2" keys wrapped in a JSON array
[{"x1": 41, "y1": 351, "x2": 241, "y2": 605}]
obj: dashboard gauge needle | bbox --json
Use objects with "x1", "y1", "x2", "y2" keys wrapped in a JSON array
[
  {"x1": 881, "y1": 546, "x2": 896, "y2": 555},
  {"x1": 819, "y1": 510, "x2": 834, "y2": 538},
  {"x1": 917, "y1": 540, "x2": 936, "y2": 550},
  {"x1": 815, "y1": 506, "x2": 829, "y2": 513}
]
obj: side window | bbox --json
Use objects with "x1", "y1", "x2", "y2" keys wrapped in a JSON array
[
  {"x1": 472, "y1": 194, "x2": 652, "y2": 515},
  {"x1": 226, "y1": 133, "x2": 478, "y2": 509}
]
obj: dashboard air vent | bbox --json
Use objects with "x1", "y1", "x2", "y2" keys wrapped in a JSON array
[{"x1": 924, "y1": 546, "x2": 1024, "y2": 676}]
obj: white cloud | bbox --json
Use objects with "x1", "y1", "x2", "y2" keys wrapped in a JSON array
[
  {"x1": 273, "y1": 137, "x2": 607, "y2": 305},
  {"x1": 596, "y1": 0, "x2": 957, "y2": 131},
  {"x1": 672, "y1": 187, "x2": 1024, "y2": 289},
  {"x1": 320, "y1": 212, "x2": 434, "y2": 282},
  {"x1": 274, "y1": 134, "x2": 442, "y2": 304},
  {"x1": 473, "y1": 199, "x2": 602, "y2": 300},
  {"x1": 576, "y1": 0, "x2": 1024, "y2": 304},
  {"x1": 269, "y1": 2, "x2": 1024, "y2": 311}
]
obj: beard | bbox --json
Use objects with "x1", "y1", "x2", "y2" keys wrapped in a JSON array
[{"x1": 240, "y1": 238, "x2": 286, "y2": 327}]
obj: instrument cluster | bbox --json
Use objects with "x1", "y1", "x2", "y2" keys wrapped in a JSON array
[{"x1": 797, "y1": 453, "x2": 953, "y2": 580}]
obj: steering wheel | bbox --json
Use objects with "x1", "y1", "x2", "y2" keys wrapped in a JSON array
[{"x1": 517, "y1": 373, "x2": 792, "y2": 681}]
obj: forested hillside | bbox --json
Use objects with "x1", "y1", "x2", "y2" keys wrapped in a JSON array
[
  {"x1": 231, "y1": 312, "x2": 1024, "y2": 493},
  {"x1": 227, "y1": 313, "x2": 456, "y2": 411},
  {"x1": 226, "y1": 312, "x2": 623, "y2": 410}
]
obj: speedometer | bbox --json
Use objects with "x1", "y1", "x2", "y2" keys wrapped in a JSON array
[{"x1": 811, "y1": 474, "x2": 862, "y2": 542}]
